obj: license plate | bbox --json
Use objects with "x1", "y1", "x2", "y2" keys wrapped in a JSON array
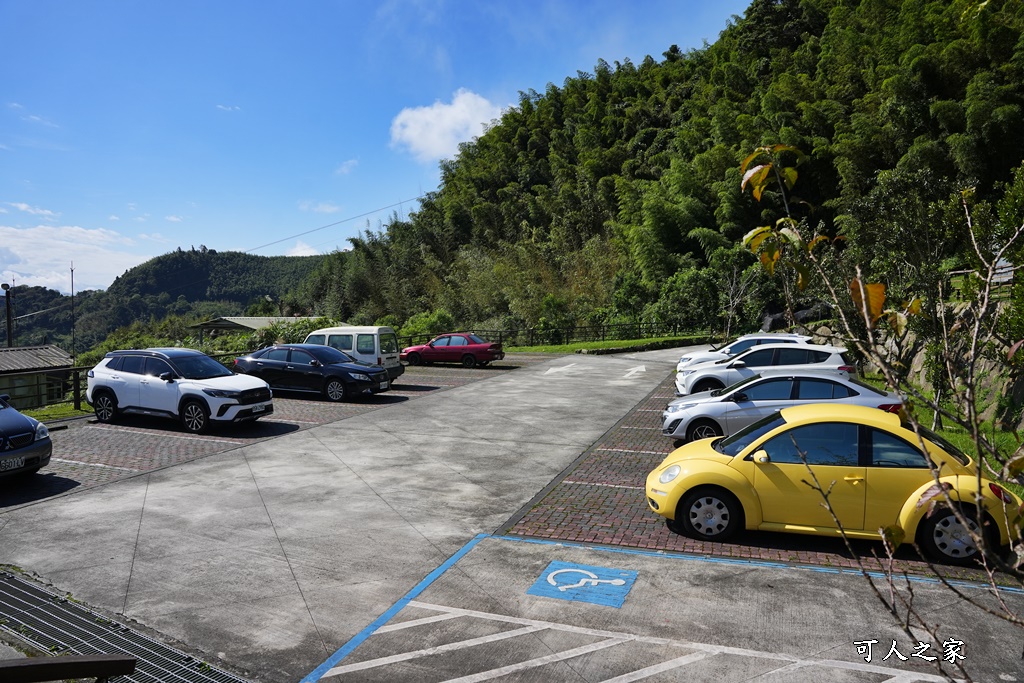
[
  {"x1": 379, "y1": 381, "x2": 389, "y2": 390},
  {"x1": 252, "y1": 404, "x2": 266, "y2": 413},
  {"x1": 0, "y1": 457, "x2": 25, "y2": 472}
]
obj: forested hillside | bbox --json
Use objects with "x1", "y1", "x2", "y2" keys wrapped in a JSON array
[
  {"x1": 7, "y1": 0, "x2": 1024, "y2": 355},
  {"x1": 2, "y1": 248, "x2": 324, "y2": 352},
  {"x1": 304, "y1": 0, "x2": 1024, "y2": 339}
]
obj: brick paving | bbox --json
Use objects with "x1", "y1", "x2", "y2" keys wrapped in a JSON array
[
  {"x1": 505, "y1": 369, "x2": 1000, "y2": 582},
  {"x1": 0, "y1": 354, "x2": 559, "y2": 510}
]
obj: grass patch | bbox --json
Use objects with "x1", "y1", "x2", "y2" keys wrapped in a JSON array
[
  {"x1": 23, "y1": 402, "x2": 93, "y2": 422},
  {"x1": 506, "y1": 335, "x2": 706, "y2": 354}
]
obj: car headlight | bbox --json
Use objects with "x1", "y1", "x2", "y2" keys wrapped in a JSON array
[
  {"x1": 34, "y1": 422, "x2": 49, "y2": 441},
  {"x1": 679, "y1": 370, "x2": 695, "y2": 377},
  {"x1": 666, "y1": 403, "x2": 696, "y2": 414},
  {"x1": 203, "y1": 388, "x2": 241, "y2": 399},
  {"x1": 659, "y1": 465, "x2": 681, "y2": 484},
  {"x1": 350, "y1": 373, "x2": 371, "y2": 382}
]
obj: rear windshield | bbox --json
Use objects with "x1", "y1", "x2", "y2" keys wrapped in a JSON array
[
  {"x1": 847, "y1": 377, "x2": 887, "y2": 396},
  {"x1": 380, "y1": 333, "x2": 399, "y2": 354},
  {"x1": 916, "y1": 426, "x2": 971, "y2": 466}
]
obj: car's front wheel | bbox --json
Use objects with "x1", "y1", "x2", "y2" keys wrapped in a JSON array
[
  {"x1": 676, "y1": 487, "x2": 743, "y2": 541},
  {"x1": 180, "y1": 399, "x2": 210, "y2": 434},
  {"x1": 406, "y1": 352, "x2": 422, "y2": 366},
  {"x1": 324, "y1": 378, "x2": 348, "y2": 402},
  {"x1": 687, "y1": 419, "x2": 722, "y2": 442},
  {"x1": 917, "y1": 505, "x2": 989, "y2": 566},
  {"x1": 92, "y1": 391, "x2": 118, "y2": 423}
]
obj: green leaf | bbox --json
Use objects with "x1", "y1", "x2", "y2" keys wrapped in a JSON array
[
  {"x1": 794, "y1": 263, "x2": 811, "y2": 291},
  {"x1": 916, "y1": 482, "x2": 954, "y2": 509},
  {"x1": 778, "y1": 226, "x2": 804, "y2": 250},
  {"x1": 880, "y1": 525, "x2": 905, "y2": 551},
  {"x1": 1003, "y1": 454, "x2": 1024, "y2": 479},
  {"x1": 780, "y1": 166, "x2": 798, "y2": 190},
  {"x1": 742, "y1": 225, "x2": 772, "y2": 252}
]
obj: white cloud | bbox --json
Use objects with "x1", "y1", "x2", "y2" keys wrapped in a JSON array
[
  {"x1": 0, "y1": 224, "x2": 152, "y2": 293},
  {"x1": 108, "y1": 215, "x2": 120, "y2": 221},
  {"x1": 299, "y1": 201, "x2": 341, "y2": 214},
  {"x1": 335, "y1": 159, "x2": 358, "y2": 175},
  {"x1": 390, "y1": 88, "x2": 504, "y2": 163},
  {"x1": 216, "y1": 104, "x2": 241, "y2": 111},
  {"x1": 139, "y1": 233, "x2": 171, "y2": 243},
  {"x1": 165, "y1": 215, "x2": 183, "y2": 223},
  {"x1": 8, "y1": 202, "x2": 57, "y2": 218},
  {"x1": 286, "y1": 241, "x2": 319, "y2": 256}
]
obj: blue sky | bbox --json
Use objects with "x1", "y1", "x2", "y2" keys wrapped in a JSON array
[{"x1": 1, "y1": 0, "x2": 750, "y2": 293}]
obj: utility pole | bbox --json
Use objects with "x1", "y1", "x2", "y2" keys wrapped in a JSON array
[
  {"x1": 70, "y1": 263, "x2": 76, "y2": 362},
  {"x1": 1, "y1": 283, "x2": 11, "y2": 348}
]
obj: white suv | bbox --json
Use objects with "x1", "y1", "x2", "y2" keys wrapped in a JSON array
[
  {"x1": 676, "y1": 332, "x2": 812, "y2": 373},
  {"x1": 86, "y1": 348, "x2": 273, "y2": 433},
  {"x1": 674, "y1": 343, "x2": 856, "y2": 395}
]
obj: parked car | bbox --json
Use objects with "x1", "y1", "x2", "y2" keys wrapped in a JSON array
[
  {"x1": 675, "y1": 343, "x2": 856, "y2": 395},
  {"x1": 233, "y1": 344, "x2": 390, "y2": 401},
  {"x1": 400, "y1": 333, "x2": 505, "y2": 368},
  {"x1": 646, "y1": 403, "x2": 1024, "y2": 565},
  {"x1": 86, "y1": 348, "x2": 273, "y2": 434},
  {"x1": 0, "y1": 394, "x2": 51, "y2": 478},
  {"x1": 662, "y1": 371, "x2": 903, "y2": 443},
  {"x1": 676, "y1": 332, "x2": 812, "y2": 373},
  {"x1": 302, "y1": 326, "x2": 404, "y2": 381}
]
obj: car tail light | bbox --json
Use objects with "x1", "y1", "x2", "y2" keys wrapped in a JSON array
[
  {"x1": 876, "y1": 403, "x2": 903, "y2": 414},
  {"x1": 838, "y1": 365, "x2": 857, "y2": 373},
  {"x1": 377, "y1": 356, "x2": 382, "y2": 365},
  {"x1": 990, "y1": 483, "x2": 1016, "y2": 504}
]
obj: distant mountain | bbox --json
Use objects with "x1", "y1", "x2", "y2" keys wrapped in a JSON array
[{"x1": 2, "y1": 247, "x2": 326, "y2": 354}]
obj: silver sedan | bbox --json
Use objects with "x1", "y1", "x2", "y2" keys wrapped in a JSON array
[{"x1": 662, "y1": 371, "x2": 903, "y2": 444}]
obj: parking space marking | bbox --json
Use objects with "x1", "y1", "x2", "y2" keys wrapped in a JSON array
[
  {"x1": 84, "y1": 424, "x2": 245, "y2": 445},
  {"x1": 595, "y1": 447, "x2": 668, "y2": 455},
  {"x1": 562, "y1": 480, "x2": 644, "y2": 491},
  {"x1": 49, "y1": 458, "x2": 137, "y2": 472}
]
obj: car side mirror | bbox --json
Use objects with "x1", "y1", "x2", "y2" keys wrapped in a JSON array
[
  {"x1": 159, "y1": 372, "x2": 175, "y2": 382},
  {"x1": 428, "y1": 342, "x2": 435, "y2": 347},
  {"x1": 732, "y1": 392, "x2": 748, "y2": 403},
  {"x1": 752, "y1": 450, "x2": 771, "y2": 464},
  {"x1": 310, "y1": 360, "x2": 321, "y2": 367},
  {"x1": 0, "y1": 393, "x2": 9, "y2": 402},
  {"x1": 728, "y1": 360, "x2": 746, "y2": 368}
]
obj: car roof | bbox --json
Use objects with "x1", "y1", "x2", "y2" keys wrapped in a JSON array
[
  {"x1": 735, "y1": 332, "x2": 811, "y2": 339},
  {"x1": 105, "y1": 348, "x2": 205, "y2": 359},
  {"x1": 777, "y1": 403, "x2": 902, "y2": 428},
  {"x1": 736, "y1": 342, "x2": 846, "y2": 353}
]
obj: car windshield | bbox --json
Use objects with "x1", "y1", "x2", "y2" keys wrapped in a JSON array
[
  {"x1": 714, "y1": 412, "x2": 787, "y2": 457},
  {"x1": 309, "y1": 346, "x2": 355, "y2": 364},
  {"x1": 171, "y1": 355, "x2": 233, "y2": 379}
]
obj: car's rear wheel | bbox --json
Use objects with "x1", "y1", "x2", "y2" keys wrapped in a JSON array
[
  {"x1": 692, "y1": 379, "x2": 724, "y2": 393},
  {"x1": 324, "y1": 378, "x2": 348, "y2": 402},
  {"x1": 93, "y1": 391, "x2": 118, "y2": 423},
  {"x1": 917, "y1": 505, "x2": 989, "y2": 566},
  {"x1": 462, "y1": 354, "x2": 477, "y2": 368},
  {"x1": 180, "y1": 399, "x2": 210, "y2": 434},
  {"x1": 677, "y1": 487, "x2": 743, "y2": 541},
  {"x1": 687, "y1": 419, "x2": 722, "y2": 442},
  {"x1": 407, "y1": 352, "x2": 422, "y2": 366}
]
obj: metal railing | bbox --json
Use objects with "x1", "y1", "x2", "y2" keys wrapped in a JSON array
[{"x1": 398, "y1": 322, "x2": 694, "y2": 349}]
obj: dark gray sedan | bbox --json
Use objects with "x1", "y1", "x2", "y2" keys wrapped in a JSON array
[
  {"x1": 0, "y1": 394, "x2": 52, "y2": 478},
  {"x1": 233, "y1": 344, "x2": 390, "y2": 402},
  {"x1": 662, "y1": 371, "x2": 903, "y2": 444}
]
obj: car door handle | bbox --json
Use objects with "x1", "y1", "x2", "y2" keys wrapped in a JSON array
[{"x1": 843, "y1": 475, "x2": 864, "y2": 484}]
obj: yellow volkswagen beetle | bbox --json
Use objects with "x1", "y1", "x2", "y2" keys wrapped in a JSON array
[{"x1": 646, "y1": 403, "x2": 1023, "y2": 565}]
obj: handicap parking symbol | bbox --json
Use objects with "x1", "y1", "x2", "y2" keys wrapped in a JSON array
[{"x1": 527, "y1": 561, "x2": 638, "y2": 608}]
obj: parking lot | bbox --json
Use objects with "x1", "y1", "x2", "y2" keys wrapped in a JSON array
[{"x1": 1, "y1": 347, "x2": 1021, "y2": 682}]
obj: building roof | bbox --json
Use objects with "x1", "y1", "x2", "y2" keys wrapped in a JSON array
[
  {"x1": 189, "y1": 316, "x2": 323, "y2": 333},
  {"x1": 0, "y1": 345, "x2": 74, "y2": 373}
]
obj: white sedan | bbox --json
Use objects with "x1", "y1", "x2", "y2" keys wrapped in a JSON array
[
  {"x1": 663, "y1": 371, "x2": 903, "y2": 443},
  {"x1": 675, "y1": 342, "x2": 856, "y2": 395},
  {"x1": 676, "y1": 332, "x2": 812, "y2": 373}
]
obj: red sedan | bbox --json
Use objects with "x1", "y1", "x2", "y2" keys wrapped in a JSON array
[{"x1": 400, "y1": 333, "x2": 505, "y2": 368}]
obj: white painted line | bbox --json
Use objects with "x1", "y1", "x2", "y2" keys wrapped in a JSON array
[
  {"x1": 544, "y1": 363, "x2": 578, "y2": 375},
  {"x1": 619, "y1": 426, "x2": 659, "y2": 430},
  {"x1": 50, "y1": 458, "x2": 137, "y2": 472},
  {"x1": 562, "y1": 480, "x2": 645, "y2": 491},
  {"x1": 375, "y1": 612, "x2": 460, "y2": 633},
  {"x1": 443, "y1": 638, "x2": 628, "y2": 682},
  {"x1": 261, "y1": 418, "x2": 319, "y2": 425},
  {"x1": 635, "y1": 409, "x2": 664, "y2": 412},
  {"x1": 85, "y1": 425, "x2": 244, "y2": 445},
  {"x1": 595, "y1": 448, "x2": 668, "y2": 455},
  {"x1": 324, "y1": 626, "x2": 544, "y2": 677},
  {"x1": 600, "y1": 651, "x2": 711, "y2": 682}
]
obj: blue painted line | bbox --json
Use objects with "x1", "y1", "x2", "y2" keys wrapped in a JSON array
[
  {"x1": 300, "y1": 533, "x2": 490, "y2": 683},
  {"x1": 491, "y1": 534, "x2": 1024, "y2": 595}
]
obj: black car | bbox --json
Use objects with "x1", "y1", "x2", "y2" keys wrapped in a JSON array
[
  {"x1": 0, "y1": 394, "x2": 52, "y2": 478},
  {"x1": 233, "y1": 344, "x2": 390, "y2": 402}
]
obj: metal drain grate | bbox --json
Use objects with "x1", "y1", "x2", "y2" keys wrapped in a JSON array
[{"x1": 0, "y1": 571, "x2": 250, "y2": 683}]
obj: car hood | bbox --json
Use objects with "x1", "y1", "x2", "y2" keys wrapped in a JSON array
[
  {"x1": 328, "y1": 360, "x2": 384, "y2": 372},
  {"x1": 665, "y1": 390, "x2": 719, "y2": 409},
  {"x1": 186, "y1": 374, "x2": 269, "y2": 391},
  {"x1": 662, "y1": 438, "x2": 735, "y2": 466},
  {"x1": 402, "y1": 345, "x2": 427, "y2": 353},
  {"x1": 0, "y1": 407, "x2": 39, "y2": 434},
  {"x1": 678, "y1": 351, "x2": 729, "y2": 367}
]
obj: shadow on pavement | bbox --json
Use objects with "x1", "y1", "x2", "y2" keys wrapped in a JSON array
[{"x1": 0, "y1": 473, "x2": 81, "y2": 509}]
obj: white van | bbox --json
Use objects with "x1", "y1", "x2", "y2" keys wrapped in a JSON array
[{"x1": 303, "y1": 326, "x2": 405, "y2": 381}]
